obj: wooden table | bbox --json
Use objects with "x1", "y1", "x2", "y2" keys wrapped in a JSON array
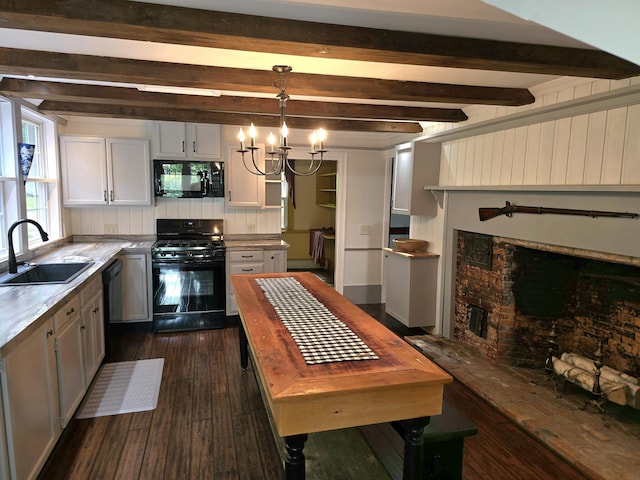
[{"x1": 231, "y1": 272, "x2": 452, "y2": 480}]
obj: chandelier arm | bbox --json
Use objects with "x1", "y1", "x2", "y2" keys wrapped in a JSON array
[
  {"x1": 241, "y1": 149, "x2": 267, "y2": 175},
  {"x1": 261, "y1": 153, "x2": 284, "y2": 176},
  {"x1": 285, "y1": 154, "x2": 324, "y2": 176}
]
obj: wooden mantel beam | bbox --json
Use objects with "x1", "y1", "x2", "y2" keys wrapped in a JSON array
[
  {"x1": 0, "y1": 78, "x2": 468, "y2": 122},
  {"x1": 0, "y1": 48, "x2": 535, "y2": 106},
  {"x1": 0, "y1": 0, "x2": 637, "y2": 79}
]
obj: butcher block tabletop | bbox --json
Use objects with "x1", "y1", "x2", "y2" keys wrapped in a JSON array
[{"x1": 231, "y1": 271, "x2": 452, "y2": 437}]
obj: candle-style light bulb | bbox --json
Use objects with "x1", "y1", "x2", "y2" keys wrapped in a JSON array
[
  {"x1": 268, "y1": 131, "x2": 276, "y2": 151},
  {"x1": 317, "y1": 128, "x2": 326, "y2": 151},
  {"x1": 248, "y1": 123, "x2": 257, "y2": 147},
  {"x1": 310, "y1": 131, "x2": 317, "y2": 152},
  {"x1": 281, "y1": 122, "x2": 289, "y2": 147},
  {"x1": 238, "y1": 128, "x2": 246, "y2": 150}
]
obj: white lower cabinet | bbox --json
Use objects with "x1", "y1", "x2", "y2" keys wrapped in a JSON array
[
  {"x1": 226, "y1": 248, "x2": 288, "y2": 315},
  {"x1": 0, "y1": 318, "x2": 60, "y2": 480},
  {"x1": 383, "y1": 249, "x2": 439, "y2": 328},
  {"x1": 81, "y1": 276, "x2": 105, "y2": 385},
  {"x1": 121, "y1": 253, "x2": 151, "y2": 322},
  {"x1": 54, "y1": 298, "x2": 86, "y2": 429},
  {"x1": 0, "y1": 274, "x2": 107, "y2": 480}
]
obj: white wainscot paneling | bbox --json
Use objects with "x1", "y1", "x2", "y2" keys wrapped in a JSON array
[
  {"x1": 511, "y1": 126, "x2": 528, "y2": 185},
  {"x1": 500, "y1": 128, "x2": 516, "y2": 185},
  {"x1": 490, "y1": 131, "x2": 505, "y2": 184},
  {"x1": 583, "y1": 110, "x2": 607, "y2": 184},
  {"x1": 536, "y1": 120, "x2": 555, "y2": 185},
  {"x1": 602, "y1": 107, "x2": 627, "y2": 184},
  {"x1": 566, "y1": 113, "x2": 589, "y2": 184},
  {"x1": 622, "y1": 103, "x2": 640, "y2": 183},
  {"x1": 480, "y1": 133, "x2": 494, "y2": 185},
  {"x1": 550, "y1": 117, "x2": 571, "y2": 184},
  {"x1": 523, "y1": 123, "x2": 541, "y2": 184},
  {"x1": 343, "y1": 250, "x2": 383, "y2": 287}
]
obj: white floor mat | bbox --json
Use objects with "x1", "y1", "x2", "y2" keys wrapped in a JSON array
[{"x1": 76, "y1": 358, "x2": 164, "y2": 419}]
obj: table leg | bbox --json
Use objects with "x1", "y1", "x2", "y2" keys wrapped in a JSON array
[
  {"x1": 239, "y1": 323, "x2": 248, "y2": 371},
  {"x1": 284, "y1": 434, "x2": 308, "y2": 480},
  {"x1": 400, "y1": 416, "x2": 430, "y2": 480}
]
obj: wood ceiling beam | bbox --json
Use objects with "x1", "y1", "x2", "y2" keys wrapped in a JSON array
[
  {"x1": 37, "y1": 101, "x2": 424, "y2": 134},
  {"x1": 0, "y1": 48, "x2": 534, "y2": 106},
  {"x1": 0, "y1": 0, "x2": 637, "y2": 79},
  {"x1": 0, "y1": 78, "x2": 468, "y2": 122}
]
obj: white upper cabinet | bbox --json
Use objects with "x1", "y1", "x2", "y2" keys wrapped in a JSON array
[
  {"x1": 59, "y1": 136, "x2": 108, "y2": 206},
  {"x1": 152, "y1": 121, "x2": 221, "y2": 159},
  {"x1": 391, "y1": 141, "x2": 441, "y2": 216},
  {"x1": 106, "y1": 138, "x2": 152, "y2": 205},
  {"x1": 60, "y1": 136, "x2": 151, "y2": 206},
  {"x1": 226, "y1": 145, "x2": 265, "y2": 207}
]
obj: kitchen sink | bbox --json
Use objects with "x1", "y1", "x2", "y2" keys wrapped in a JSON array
[{"x1": 0, "y1": 262, "x2": 93, "y2": 286}]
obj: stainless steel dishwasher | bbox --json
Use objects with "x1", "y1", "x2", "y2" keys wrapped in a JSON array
[{"x1": 102, "y1": 258, "x2": 123, "y2": 361}]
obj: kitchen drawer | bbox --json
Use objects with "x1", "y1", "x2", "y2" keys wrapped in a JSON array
[
  {"x1": 229, "y1": 250, "x2": 265, "y2": 262},
  {"x1": 53, "y1": 295, "x2": 81, "y2": 332},
  {"x1": 230, "y1": 262, "x2": 264, "y2": 275}
]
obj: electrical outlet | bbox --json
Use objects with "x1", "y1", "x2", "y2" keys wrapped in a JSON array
[
  {"x1": 359, "y1": 224, "x2": 370, "y2": 235},
  {"x1": 104, "y1": 224, "x2": 118, "y2": 234}
]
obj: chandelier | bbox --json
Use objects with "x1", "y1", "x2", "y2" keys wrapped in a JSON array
[{"x1": 237, "y1": 65, "x2": 327, "y2": 176}]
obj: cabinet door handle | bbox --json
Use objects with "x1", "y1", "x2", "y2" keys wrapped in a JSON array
[
  {"x1": 81, "y1": 325, "x2": 86, "y2": 331},
  {"x1": 241, "y1": 268, "x2": 254, "y2": 272},
  {"x1": 193, "y1": 141, "x2": 196, "y2": 152},
  {"x1": 228, "y1": 191, "x2": 232, "y2": 202},
  {"x1": 103, "y1": 190, "x2": 107, "y2": 202},
  {"x1": 241, "y1": 255, "x2": 253, "y2": 258},
  {"x1": 181, "y1": 140, "x2": 185, "y2": 153},
  {"x1": 66, "y1": 307, "x2": 75, "y2": 316},
  {"x1": 47, "y1": 329, "x2": 54, "y2": 337}
]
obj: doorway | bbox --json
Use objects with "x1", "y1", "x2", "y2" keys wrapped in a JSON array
[{"x1": 282, "y1": 159, "x2": 337, "y2": 286}]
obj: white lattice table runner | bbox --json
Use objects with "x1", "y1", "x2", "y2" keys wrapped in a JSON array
[{"x1": 255, "y1": 277, "x2": 379, "y2": 365}]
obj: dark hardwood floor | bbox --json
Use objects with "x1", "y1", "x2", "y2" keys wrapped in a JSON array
[{"x1": 39, "y1": 307, "x2": 589, "y2": 480}]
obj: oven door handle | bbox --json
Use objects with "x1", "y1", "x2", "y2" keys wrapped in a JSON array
[{"x1": 152, "y1": 259, "x2": 224, "y2": 267}]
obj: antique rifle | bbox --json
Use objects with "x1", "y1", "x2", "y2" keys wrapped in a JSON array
[{"x1": 479, "y1": 201, "x2": 639, "y2": 221}]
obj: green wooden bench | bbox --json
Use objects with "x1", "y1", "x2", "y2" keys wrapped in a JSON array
[{"x1": 361, "y1": 400, "x2": 478, "y2": 480}]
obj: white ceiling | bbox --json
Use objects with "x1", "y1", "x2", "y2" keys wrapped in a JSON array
[
  {"x1": 0, "y1": 0, "x2": 594, "y2": 107},
  {"x1": 0, "y1": 0, "x2": 636, "y2": 149}
]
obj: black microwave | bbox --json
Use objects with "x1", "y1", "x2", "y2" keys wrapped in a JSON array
[{"x1": 153, "y1": 160, "x2": 224, "y2": 198}]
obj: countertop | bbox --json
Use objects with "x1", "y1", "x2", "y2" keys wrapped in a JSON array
[
  {"x1": 0, "y1": 236, "x2": 286, "y2": 355},
  {"x1": 0, "y1": 240, "x2": 152, "y2": 356},
  {"x1": 382, "y1": 247, "x2": 440, "y2": 259}
]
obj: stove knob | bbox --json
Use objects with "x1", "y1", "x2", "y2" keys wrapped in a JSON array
[
  {"x1": 171, "y1": 251, "x2": 176, "y2": 256},
  {"x1": 160, "y1": 252, "x2": 166, "y2": 257},
  {"x1": 187, "y1": 251, "x2": 193, "y2": 256}
]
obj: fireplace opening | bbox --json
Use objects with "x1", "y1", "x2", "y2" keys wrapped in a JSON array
[{"x1": 455, "y1": 231, "x2": 640, "y2": 376}]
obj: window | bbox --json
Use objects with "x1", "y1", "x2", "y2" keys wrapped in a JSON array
[
  {"x1": 0, "y1": 100, "x2": 61, "y2": 260},
  {"x1": 22, "y1": 116, "x2": 50, "y2": 241}
]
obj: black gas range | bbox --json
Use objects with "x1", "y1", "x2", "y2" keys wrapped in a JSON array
[{"x1": 151, "y1": 219, "x2": 227, "y2": 332}]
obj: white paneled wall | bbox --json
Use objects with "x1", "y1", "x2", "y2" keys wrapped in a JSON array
[
  {"x1": 431, "y1": 76, "x2": 640, "y2": 187},
  {"x1": 67, "y1": 199, "x2": 282, "y2": 235}
]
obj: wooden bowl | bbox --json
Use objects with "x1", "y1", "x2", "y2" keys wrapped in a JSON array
[{"x1": 393, "y1": 238, "x2": 428, "y2": 253}]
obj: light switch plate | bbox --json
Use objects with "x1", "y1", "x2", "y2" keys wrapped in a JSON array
[{"x1": 359, "y1": 224, "x2": 370, "y2": 235}]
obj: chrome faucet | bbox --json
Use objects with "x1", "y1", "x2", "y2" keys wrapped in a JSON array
[{"x1": 7, "y1": 219, "x2": 49, "y2": 274}]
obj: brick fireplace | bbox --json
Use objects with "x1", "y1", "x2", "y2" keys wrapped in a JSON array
[{"x1": 455, "y1": 231, "x2": 640, "y2": 375}]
